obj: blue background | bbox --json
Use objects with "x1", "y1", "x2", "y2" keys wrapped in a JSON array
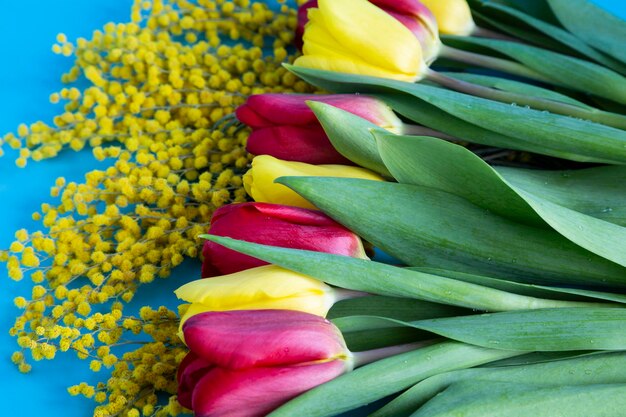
[{"x1": 0, "y1": 1, "x2": 624, "y2": 416}]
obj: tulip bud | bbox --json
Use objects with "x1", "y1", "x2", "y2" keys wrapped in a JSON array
[
  {"x1": 200, "y1": 202, "x2": 368, "y2": 277},
  {"x1": 294, "y1": 0, "x2": 427, "y2": 82},
  {"x1": 178, "y1": 310, "x2": 352, "y2": 416},
  {"x1": 419, "y1": 0, "x2": 476, "y2": 36},
  {"x1": 296, "y1": 0, "x2": 440, "y2": 64},
  {"x1": 175, "y1": 265, "x2": 338, "y2": 329},
  {"x1": 243, "y1": 155, "x2": 385, "y2": 209},
  {"x1": 237, "y1": 93, "x2": 403, "y2": 165}
]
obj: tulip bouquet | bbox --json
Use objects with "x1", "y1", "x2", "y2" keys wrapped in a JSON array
[
  {"x1": 171, "y1": 0, "x2": 626, "y2": 416},
  {"x1": 4, "y1": 0, "x2": 626, "y2": 416}
]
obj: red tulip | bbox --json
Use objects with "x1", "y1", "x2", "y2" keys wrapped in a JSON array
[
  {"x1": 236, "y1": 93, "x2": 402, "y2": 165},
  {"x1": 201, "y1": 202, "x2": 367, "y2": 277},
  {"x1": 296, "y1": 0, "x2": 440, "y2": 63},
  {"x1": 177, "y1": 310, "x2": 352, "y2": 416}
]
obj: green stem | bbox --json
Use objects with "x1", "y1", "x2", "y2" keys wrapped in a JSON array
[
  {"x1": 352, "y1": 340, "x2": 438, "y2": 368},
  {"x1": 425, "y1": 70, "x2": 626, "y2": 130},
  {"x1": 439, "y1": 44, "x2": 552, "y2": 83},
  {"x1": 334, "y1": 288, "x2": 370, "y2": 302}
]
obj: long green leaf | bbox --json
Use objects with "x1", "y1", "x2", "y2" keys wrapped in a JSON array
[
  {"x1": 442, "y1": 35, "x2": 626, "y2": 104},
  {"x1": 497, "y1": 166, "x2": 626, "y2": 226},
  {"x1": 472, "y1": 10, "x2": 567, "y2": 52},
  {"x1": 476, "y1": 2, "x2": 626, "y2": 73},
  {"x1": 411, "y1": 308, "x2": 626, "y2": 350},
  {"x1": 307, "y1": 101, "x2": 391, "y2": 176},
  {"x1": 340, "y1": 327, "x2": 430, "y2": 352},
  {"x1": 412, "y1": 267, "x2": 626, "y2": 304},
  {"x1": 373, "y1": 351, "x2": 626, "y2": 416},
  {"x1": 328, "y1": 296, "x2": 469, "y2": 321},
  {"x1": 374, "y1": 132, "x2": 626, "y2": 266},
  {"x1": 286, "y1": 65, "x2": 626, "y2": 164},
  {"x1": 310, "y1": 100, "x2": 626, "y2": 220},
  {"x1": 411, "y1": 381, "x2": 626, "y2": 417},
  {"x1": 267, "y1": 342, "x2": 520, "y2": 417},
  {"x1": 475, "y1": 0, "x2": 558, "y2": 23},
  {"x1": 333, "y1": 308, "x2": 626, "y2": 351},
  {"x1": 267, "y1": 177, "x2": 626, "y2": 287},
  {"x1": 442, "y1": 72, "x2": 592, "y2": 108},
  {"x1": 202, "y1": 235, "x2": 610, "y2": 310},
  {"x1": 548, "y1": 0, "x2": 626, "y2": 64}
]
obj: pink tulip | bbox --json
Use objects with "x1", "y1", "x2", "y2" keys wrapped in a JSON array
[
  {"x1": 236, "y1": 93, "x2": 402, "y2": 165},
  {"x1": 177, "y1": 310, "x2": 352, "y2": 416},
  {"x1": 201, "y1": 202, "x2": 367, "y2": 277},
  {"x1": 296, "y1": 0, "x2": 440, "y2": 63}
]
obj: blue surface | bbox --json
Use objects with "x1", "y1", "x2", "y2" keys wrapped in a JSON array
[{"x1": 0, "y1": 1, "x2": 625, "y2": 416}]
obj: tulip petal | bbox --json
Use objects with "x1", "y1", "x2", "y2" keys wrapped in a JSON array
[
  {"x1": 234, "y1": 104, "x2": 274, "y2": 128},
  {"x1": 243, "y1": 155, "x2": 385, "y2": 209},
  {"x1": 182, "y1": 310, "x2": 348, "y2": 369},
  {"x1": 201, "y1": 202, "x2": 367, "y2": 276},
  {"x1": 247, "y1": 125, "x2": 353, "y2": 165},
  {"x1": 175, "y1": 265, "x2": 336, "y2": 318},
  {"x1": 241, "y1": 93, "x2": 400, "y2": 129},
  {"x1": 420, "y1": 0, "x2": 475, "y2": 35},
  {"x1": 316, "y1": 0, "x2": 423, "y2": 74},
  {"x1": 294, "y1": 54, "x2": 421, "y2": 83},
  {"x1": 191, "y1": 360, "x2": 348, "y2": 417},
  {"x1": 247, "y1": 202, "x2": 337, "y2": 226},
  {"x1": 301, "y1": 11, "x2": 421, "y2": 81},
  {"x1": 244, "y1": 94, "x2": 324, "y2": 126},
  {"x1": 177, "y1": 352, "x2": 214, "y2": 410}
]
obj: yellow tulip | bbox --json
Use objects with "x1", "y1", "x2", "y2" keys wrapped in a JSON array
[
  {"x1": 243, "y1": 155, "x2": 385, "y2": 209},
  {"x1": 294, "y1": 0, "x2": 426, "y2": 82},
  {"x1": 175, "y1": 265, "x2": 337, "y2": 334},
  {"x1": 420, "y1": 0, "x2": 475, "y2": 36}
]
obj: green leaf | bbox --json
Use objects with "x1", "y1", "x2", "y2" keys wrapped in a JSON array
[
  {"x1": 496, "y1": 165, "x2": 626, "y2": 227},
  {"x1": 306, "y1": 101, "x2": 391, "y2": 177},
  {"x1": 202, "y1": 235, "x2": 609, "y2": 310},
  {"x1": 373, "y1": 132, "x2": 541, "y2": 226},
  {"x1": 441, "y1": 72, "x2": 592, "y2": 108},
  {"x1": 374, "y1": 132, "x2": 626, "y2": 267},
  {"x1": 472, "y1": 10, "x2": 567, "y2": 52},
  {"x1": 340, "y1": 326, "x2": 430, "y2": 352},
  {"x1": 267, "y1": 342, "x2": 520, "y2": 417},
  {"x1": 411, "y1": 381, "x2": 626, "y2": 417},
  {"x1": 374, "y1": 351, "x2": 626, "y2": 416},
  {"x1": 474, "y1": 0, "x2": 558, "y2": 23},
  {"x1": 547, "y1": 0, "x2": 626, "y2": 64},
  {"x1": 441, "y1": 35, "x2": 626, "y2": 104},
  {"x1": 411, "y1": 267, "x2": 626, "y2": 305},
  {"x1": 330, "y1": 298, "x2": 465, "y2": 350},
  {"x1": 285, "y1": 65, "x2": 626, "y2": 164},
  {"x1": 328, "y1": 296, "x2": 469, "y2": 321},
  {"x1": 409, "y1": 307, "x2": 626, "y2": 351},
  {"x1": 475, "y1": 2, "x2": 626, "y2": 73},
  {"x1": 263, "y1": 177, "x2": 626, "y2": 287},
  {"x1": 333, "y1": 307, "x2": 626, "y2": 351}
]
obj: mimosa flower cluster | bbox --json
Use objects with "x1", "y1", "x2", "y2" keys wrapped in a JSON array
[{"x1": 1, "y1": 0, "x2": 313, "y2": 416}]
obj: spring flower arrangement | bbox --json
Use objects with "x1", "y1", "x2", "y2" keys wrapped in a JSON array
[{"x1": 3, "y1": 0, "x2": 626, "y2": 416}]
